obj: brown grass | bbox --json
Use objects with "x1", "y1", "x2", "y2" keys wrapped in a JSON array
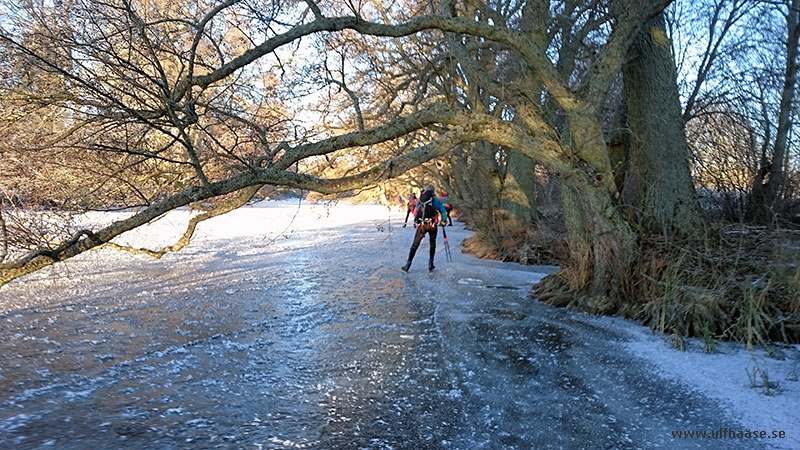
[
  {"x1": 460, "y1": 210, "x2": 567, "y2": 266},
  {"x1": 628, "y1": 227, "x2": 800, "y2": 345},
  {"x1": 457, "y1": 203, "x2": 799, "y2": 345}
]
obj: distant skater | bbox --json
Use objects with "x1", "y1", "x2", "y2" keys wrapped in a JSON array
[
  {"x1": 403, "y1": 192, "x2": 418, "y2": 228},
  {"x1": 401, "y1": 185, "x2": 448, "y2": 272},
  {"x1": 442, "y1": 192, "x2": 453, "y2": 222}
]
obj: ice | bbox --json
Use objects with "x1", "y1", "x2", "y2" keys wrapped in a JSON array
[
  {"x1": 63, "y1": 389, "x2": 94, "y2": 401},
  {"x1": 0, "y1": 201, "x2": 795, "y2": 449},
  {"x1": 0, "y1": 413, "x2": 30, "y2": 433}
]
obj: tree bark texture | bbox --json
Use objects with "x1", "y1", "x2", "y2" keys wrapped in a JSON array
[
  {"x1": 497, "y1": 149, "x2": 538, "y2": 231},
  {"x1": 623, "y1": 13, "x2": 706, "y2": 236},
  {"x1": 537, "y1": 176, "x2": 638, "y2": 314},
  {"x1": 454, "y1": 142, "x2": 503, "y2": 213}
]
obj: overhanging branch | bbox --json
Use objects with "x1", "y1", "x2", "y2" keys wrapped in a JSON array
[
  {"x1": 0, "y1": 112, "x2": 572, "y2": 288},
  {"x1": 102, "y1": 185, "x2": 260, "y2": 258}
]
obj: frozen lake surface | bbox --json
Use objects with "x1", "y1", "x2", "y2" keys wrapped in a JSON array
[{"x1": 0, "y1": 201, "x2": 797, "y2": 449}]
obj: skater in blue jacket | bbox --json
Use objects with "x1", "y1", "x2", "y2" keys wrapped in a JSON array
[{"x1": 401, "y1": 185, "x2": 448, "y2": 272}]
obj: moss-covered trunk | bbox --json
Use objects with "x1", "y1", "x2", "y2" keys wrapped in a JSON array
[
  {"x1": 537, "y1": 175, "x2": 638, "y2": 314},
  {"x1": 497, "y1": 149, "x2": 538, "y2": 230},
  {"x1": 623, "y1": 13, "x2": 705, "y2": 235}
]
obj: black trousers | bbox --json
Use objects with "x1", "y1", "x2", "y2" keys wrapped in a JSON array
[
  {"x1": 404, "y1": 209, "x2": 414, "y2": 224},
  {"x1": 408, "y1": 221, "x2": 437, "y2": 261}
]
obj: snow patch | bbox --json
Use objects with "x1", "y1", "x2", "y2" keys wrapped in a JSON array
[{"x1": 622, "y1": 324, "x2": 800, "y2": 449}]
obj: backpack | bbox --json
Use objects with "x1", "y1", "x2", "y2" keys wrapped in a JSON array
[{"x1": 419, "y1": 191, "x2": 436, "y2": 220}]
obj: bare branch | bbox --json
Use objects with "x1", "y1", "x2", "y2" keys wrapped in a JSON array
[
  {"x1": 0, "y1": 110, "x2": 568, "y2": 287},
  {"x1": 102, "y1": 185, "x2": 259, "y2": 258},
  {"x1": 272, "y1": 103, "x2": 460, "y2": 170}
]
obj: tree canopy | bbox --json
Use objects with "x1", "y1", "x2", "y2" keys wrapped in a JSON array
[
  {"x1": 0, "y1": 0, "x2": 797, "y2": 340},
  {"x1": 0, "y1": 0, "x2": 673, "y2": 286}
]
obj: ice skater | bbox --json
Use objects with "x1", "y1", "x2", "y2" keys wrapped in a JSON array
[
  {"x1": 401, "y1": 185, "x2": 448, "y2": 272},
  {"x1": 403, "y1": 192, "x2": 418, "y2": 228}
]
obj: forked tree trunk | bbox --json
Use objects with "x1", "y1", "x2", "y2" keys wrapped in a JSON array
[
  {"x1": 623, "y1": 13, "x2": 706, "y2": 235},
  {"x1": 529, "y1": 99, "x2": 638, "y2": 312},
  {"x1": 536, "y1": 175, "x2": 638, "y2": 314}
]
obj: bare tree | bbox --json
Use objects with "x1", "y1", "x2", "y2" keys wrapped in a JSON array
[
  {"x1": 669, "y1": 0, "x2": 754, "y2": 122},
  {"x1": 747, "y1": 0, "x2": 800, "y2": 223},
  {"x1": 0, "y1": 0, "x2": 681, "y2": 315},
  {"x1": 687, "y1": 106, "x2": 761, "y2": 219},
  {"x1": 657, "y1": 0, "x2": 799, "y2": 223}
]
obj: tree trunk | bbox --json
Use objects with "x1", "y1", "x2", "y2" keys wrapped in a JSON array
[
  {"x1": 461, "y1": 141, "x2": 503, "y2": 212},
  {"x1": 747, "y1": 0, "x2": 800, "y2": 223},
  {"x1": 0, "y1": 208, "x2": 7, "y2": 263},
  {"x1": 497, "y1": 149, "x2": 538, "y2": 230},
  {"x1": 537, "y1": 175, "x2": 638, "y2": 314},
  {"x1": 623, "y1": 13, "x2": 706, "y2": 235},
  {"x1": 449, "y1": 149, "x2": 475, "y2": 205}
]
